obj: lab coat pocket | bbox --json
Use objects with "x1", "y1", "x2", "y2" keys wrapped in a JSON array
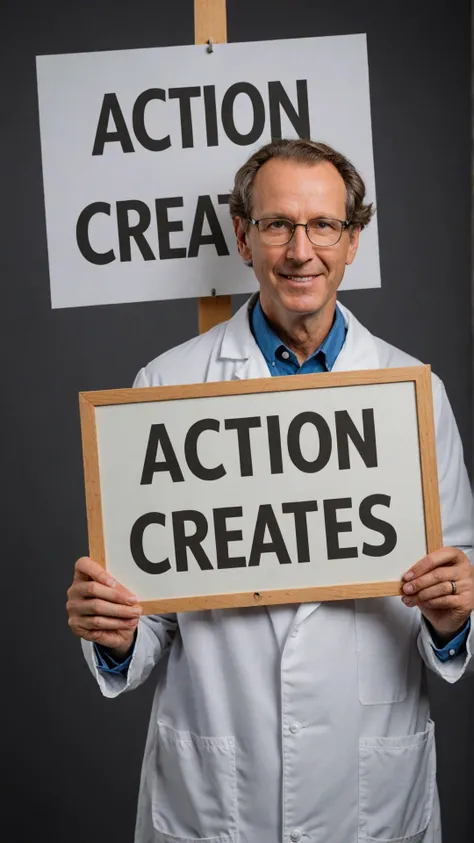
[
  {"x1": 152, "y1": 721, "x2": 238, "y2": 842},
  {"x1": 358, "y1": 719, "x2": 436, "y2": 842},
  {"x1": 355, "y1": 598, "x2": 414, "y2": 705}
]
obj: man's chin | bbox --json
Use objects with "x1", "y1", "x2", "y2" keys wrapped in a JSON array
[{"x1": 279, "y1": 290, "x2": 331, "y2": 316}]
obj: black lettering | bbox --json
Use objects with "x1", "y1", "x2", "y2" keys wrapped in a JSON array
[
  {"x1": 360, "y1": 494, "x2": 398, "y2": 557},
  {"x1": 76, "y1": 203, "x2": 115, "y2": 265},
  {"x1": 248, "y1": 504, "x2": 291, "y2": 566},
  {"x1": 323, "y1": 498, "x2": 358, "y2": 559},
  {"x1": 268, "y1": 80, "x2": 310, "y2": 139},
  {"x1": 132, "y1": 88, "x2": 171, "y2": 152},
  {"x1": 172, "y1": 510, "x2": 213, "y2": 571},
  {"x1": 203, "y1": 85, "x2": 219, "y2": 146},
  {"x1": 224, "y1": 416, "x2": 262, "y2": 476},
  {"x1": 130, "y1": 512, "x2": 171, "y2": 574},
  {"x1": 169, "y1": 86, "x2": 201, "y2": 148},
  {"x1": 213, "y1": 507, "x2": 246, "y2": 569},
  {"x1": 117, "y1": 200, "x2": 155, "y2": 261},
  {"x1": 92, "y1": 93, "x2": 135, "y2": 155},
  {"x1": 218, "y1": 194, "x2": 230, "y2": 206},
  {"x1": 155, "y1": 197, "x2": 187, "y2": 260},
  {"x1": 188, "y1": 195, "x2": 230, "y2": 258},
  {"x1": 287, "y1": 412, "x2": 332, "y2": 473},
  {"x1": 184, "y1": 419, "x2": 226, "y2": 481},
  {"x1": 335, "y1": 409, "x2": 378, "y2": 470},
  {"x1": 140, "y1": 424, "x2": 184, "y2": 484},
  {"x1": 266, "y1": 415, "x2": 283, "y2": 474},
  {"x1": 282, "y1": 500, "x2": 318, "y2": 563},
  {"x1": 221, "y1": 82, "x2": 266, "y2": 145}
]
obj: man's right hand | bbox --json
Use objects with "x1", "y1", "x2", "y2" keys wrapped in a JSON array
[{"x1": 67, "y1": 556, "x2": 142, "y2": 659}]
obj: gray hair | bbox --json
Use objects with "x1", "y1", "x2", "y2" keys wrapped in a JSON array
[{"x1": 229, "y1": 138, "x2": 374, "y2": 230}]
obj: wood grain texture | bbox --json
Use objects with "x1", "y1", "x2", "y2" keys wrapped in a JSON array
[
  {"x1": 139, "y1": 580, "x2": 403, "y2": 614},
  {"x1": 79, "y1": 394, "x2": 106, "y2": 568},
  {"x1": 194, "y1": 0, "x2": 227, "y2": 44},
  {"x1": 414, "y1": 366, "x2": 443, "y2": 552},
  {"x1": 194, "y1": 0, "x2": 231, "y2": 334},
  {"x1": 80, "y1": 365, "x2": 430, "y2": 406},
  {"x1": 198, "y1": 294, "x2": 232, "y2": 334}
]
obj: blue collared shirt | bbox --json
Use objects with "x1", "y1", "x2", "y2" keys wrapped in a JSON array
[
  {"x1": 250, "y1": 297, "x2": 346, "y2": 376},
  {"x1": 95, "y1": 299, "x2": 469, "y2": 672}
]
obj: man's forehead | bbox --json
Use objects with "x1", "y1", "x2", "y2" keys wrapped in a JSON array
[{"x1": 251, "y1": 158, "x2": 347, "y2": 213}]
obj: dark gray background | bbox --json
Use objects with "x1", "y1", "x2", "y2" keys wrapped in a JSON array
[{"x1": 1, "y1": 1, "x2": 472, "y2": 841}]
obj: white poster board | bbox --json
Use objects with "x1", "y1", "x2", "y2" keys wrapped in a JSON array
[
  {"x1": 36, "y1": 33, "x2": 379, "y2": 309},
  {"x1": 79, "y1": 367, "x2": 441, "y2": 614}
]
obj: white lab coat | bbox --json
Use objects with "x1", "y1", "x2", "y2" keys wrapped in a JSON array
[{"x1": 83, "y1": 296, "x2": 473, "y2": 843}]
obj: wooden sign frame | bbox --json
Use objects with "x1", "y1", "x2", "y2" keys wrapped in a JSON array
[{"x1": 79, "y1": 366, "x2": 442, "y2": 614}]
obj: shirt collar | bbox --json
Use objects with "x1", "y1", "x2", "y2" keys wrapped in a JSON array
[{"x1": 250, "y1": 297, "x2": 346, "y2": 371}]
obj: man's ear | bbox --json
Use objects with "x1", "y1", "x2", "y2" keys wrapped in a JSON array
[
  {"x1": 233, "y1": 217, "x2": 253, "y2": 263},
  {"x1": 346, "y1": 225, "x2": 360, "y2": 266}
]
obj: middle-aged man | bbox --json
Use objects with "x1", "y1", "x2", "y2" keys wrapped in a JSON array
[{"x1": 67, "y1": 139, "x2": 473, "y2": 843}]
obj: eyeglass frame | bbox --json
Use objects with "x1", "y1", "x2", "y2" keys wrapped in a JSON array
[{"x1": 247, "y1": 216, "x2": 352, "y2": 247}]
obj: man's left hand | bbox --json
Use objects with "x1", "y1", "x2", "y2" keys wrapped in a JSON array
[{"x1": 402, "y1": 547, "x2": 474, "y2": 641}]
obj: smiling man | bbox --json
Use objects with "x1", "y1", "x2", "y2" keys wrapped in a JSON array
[{"x1": 67, "y1": 139, "x2": 473, "y2": 843}]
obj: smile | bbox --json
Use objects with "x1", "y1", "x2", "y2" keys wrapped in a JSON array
[{"x1": 280, "y1": 274, "x2": 319, "y2": 282}]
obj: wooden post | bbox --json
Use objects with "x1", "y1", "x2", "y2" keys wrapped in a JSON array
[{"x1": 194, "y1": 0, "x2": 232, "y2": 334}]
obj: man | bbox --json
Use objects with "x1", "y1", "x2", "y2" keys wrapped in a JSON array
[{"x1": 67, "y1": 139, "x2": 473, "y2": 843}]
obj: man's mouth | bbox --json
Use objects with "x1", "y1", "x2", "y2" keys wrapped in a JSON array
[{"x1": 279, "y1": 273, "x2": 319, "y2": 282}]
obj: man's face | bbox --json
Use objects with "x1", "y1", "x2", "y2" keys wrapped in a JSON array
[{"x1": 234, "y1": 158, "x2": 360, "y2": 324}]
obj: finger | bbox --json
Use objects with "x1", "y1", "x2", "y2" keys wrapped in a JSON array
[
  {"x1": 72, "y1": 557, "x2": 138, "y2": 602},
  {"x1": 416, "y1": 595, "x2": 460, "y2": 610},
  {"x1": 71, "y1": 615, "x2": 140, "y2": 632},
  {"x1": 404, "y1": 547, "x2": 468, "y2": 582},
  {"x1": 402, "y1": 567, "x2": 459, "y2": 595},
  {"x1": 71, "y1": 580, "x2": 139, "y2": 606},
  {"x1": 74, "y1": 556, "x2": 117, "y2": 587},
  {"x1": 68, "y1": 597, "x2": 142, "y2": 620},
  {"x1": 414, "y1": 581, "x2": 459, "y2": 603}
]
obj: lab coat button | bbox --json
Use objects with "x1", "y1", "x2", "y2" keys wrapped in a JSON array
[
  {"x1": 290, "y1": 627, "x2": 299, "y2": 638},
  {"x1": 290, "y1": 830, "x2": 302, "y2": 842},
  {"x1": 289, "y1": 722, "x2": 301, "y2": 734}
]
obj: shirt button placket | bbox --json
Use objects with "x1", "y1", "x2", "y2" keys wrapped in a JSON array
[{"x1": 283, "y1": 626, "x2": 306, "y2": 843}]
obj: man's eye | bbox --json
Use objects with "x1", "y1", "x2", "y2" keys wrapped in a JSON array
[
  {"x1": 268, "y1": 219, "x2": 291, "y2": 230},
  {"x1": 312, "y1": 219, "x2": 337, "y2": 231}
]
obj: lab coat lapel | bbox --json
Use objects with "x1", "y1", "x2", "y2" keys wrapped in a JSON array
[{"x1": 218, "y1": 294, "x2": 269, "y2": 381}]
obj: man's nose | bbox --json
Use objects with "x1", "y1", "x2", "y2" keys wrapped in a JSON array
[{"x1": 285, "y1": 224, "x2": 315, "y2": 262}]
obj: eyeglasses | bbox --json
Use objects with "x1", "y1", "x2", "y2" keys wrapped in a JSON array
[{"x1": 248, "y1": 216, "x2": 351, "y2": 247}]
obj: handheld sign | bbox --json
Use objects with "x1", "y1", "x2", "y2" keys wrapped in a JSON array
[{"x1": 79, "y1": 367, "x2": 442, "y2": 614}]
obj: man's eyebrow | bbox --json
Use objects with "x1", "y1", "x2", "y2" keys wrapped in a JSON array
[
  {"x1": 254, "y1": 211, "x2": 294, "y2": 219},
  {"x1": 255, "y1": 211, "x2": 335, "y2": 220}
]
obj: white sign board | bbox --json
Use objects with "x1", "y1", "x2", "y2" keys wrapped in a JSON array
[
  {"x1": 37, "y1": 34, "x2": 380, "y2": 310},
  {"x1": 79, "y1": 368, "x2": 441, "y2": 613}
]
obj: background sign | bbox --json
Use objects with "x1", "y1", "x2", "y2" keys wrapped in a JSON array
[
  {"x1": 36, "y1": 33, "x2": 379, "y2": 309},
  {"x1": 80, "y1": 368, "x2": 441, "y2": 613}
]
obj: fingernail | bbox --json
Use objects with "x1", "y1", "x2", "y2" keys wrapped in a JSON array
[
  {"x1": 404, "y1": 571, "x2": 414, "y2": 581},
  {"x1": 106, "y1": 578, "x2": 117, "y2": 587},
  {"x1": 131, "y1": 607, "x2": 142, "y2": 616},
  {"x1": 126, "y1": 595, "x2": 139, "y2": 604},
  {"x1": 402, "y1": 597, "x2": 413, "y2": 606},
  {"x1": 403, "y1": 583, "x2": 414, "y2": 594}
]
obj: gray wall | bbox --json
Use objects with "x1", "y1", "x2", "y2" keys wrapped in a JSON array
[{"x1": 2, "y1": 1, "x2": 472, "y2": 841}]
